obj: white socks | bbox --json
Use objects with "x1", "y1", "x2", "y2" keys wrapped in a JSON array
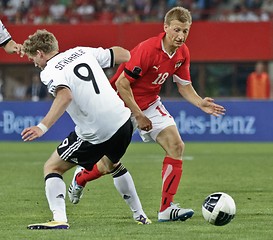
[
  {"x1": 44, "y1": 168, "x2": 147, "y2": 223},
  {"x1": 113, "y1": 171, "x2": 147, "y2": 219},
  {"x1": 45, "y1": 176, "x2": 67, "y2": 222}
]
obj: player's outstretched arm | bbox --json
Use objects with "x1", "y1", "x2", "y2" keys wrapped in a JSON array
[
  {"x1": 21, "y1": 87, "x2": 72, "y2": 141},
  {"x1": 177, "y1": 83, "x2": 226, "y2": 117}
]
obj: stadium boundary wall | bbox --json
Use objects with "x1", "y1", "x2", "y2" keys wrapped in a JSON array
[
  {"x1": 0, "y1": 21, "x2": 273, "y2": 63},
  {"x1": 0, "y1": 100, "x2": 272, "y2": 142}
]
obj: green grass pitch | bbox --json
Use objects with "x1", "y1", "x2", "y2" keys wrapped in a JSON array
[{"x1": 0, "y1": 141, "x2": 272, "y2": 240}]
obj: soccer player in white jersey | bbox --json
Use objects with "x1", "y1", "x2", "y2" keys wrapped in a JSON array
[
  {"x1": 21, "y1": 29, "x2": 151, "y2": 230},
  {"x1": 0, "y1": 20, "x2": 22, "y2": 54}
]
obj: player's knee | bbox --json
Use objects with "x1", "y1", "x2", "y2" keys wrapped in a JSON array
[{"x1": 171, "y1": 140, "x2": 185, "y2": 158}]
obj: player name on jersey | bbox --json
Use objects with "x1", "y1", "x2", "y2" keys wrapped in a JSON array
[{"x1": 55, "y1": 49, "x2": 86, "y2": 70}]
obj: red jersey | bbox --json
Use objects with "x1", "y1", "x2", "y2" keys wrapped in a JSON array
[{"x1": 110, "y1": 32, "x2": 191, "y2": 110}]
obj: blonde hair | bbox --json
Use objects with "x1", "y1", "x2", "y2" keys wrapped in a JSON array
[
  {"x1": 23, "y1": 29, "x2": 59, "y2": 56},
  {"x1": 164, "y1": 6, "x2": 192, "y2": 25}
]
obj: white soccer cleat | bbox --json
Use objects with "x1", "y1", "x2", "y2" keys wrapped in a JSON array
[
  {"x1": 68, "y1": 166, "x2": 84, "y2": 204},
  {"x1": 158, "y1": 202, "x2": 194, "y2": 222}
]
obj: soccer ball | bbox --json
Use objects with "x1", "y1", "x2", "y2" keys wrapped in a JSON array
[{"x1": 202, "y1": 192, "x2": 236, "y2": 226}]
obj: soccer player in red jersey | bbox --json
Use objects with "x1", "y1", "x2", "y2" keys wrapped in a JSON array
[{"x1": 70, "y1": 6, "x2": 226, "y2": 222}]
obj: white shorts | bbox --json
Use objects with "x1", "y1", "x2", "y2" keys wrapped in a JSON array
[{"x1": 131, "y1": 98, "x2": 176, "y2": 142}]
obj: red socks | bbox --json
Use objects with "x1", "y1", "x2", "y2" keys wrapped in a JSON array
[
  {"x1": 75, "y1": 164, "x2": 103, "y2": 187},
  {"x1": 75, "y1": 158, "x2": 182, "y2": 212},
  {"x1": 160, "y1": 157, "x2": 183, "y2": 212}
]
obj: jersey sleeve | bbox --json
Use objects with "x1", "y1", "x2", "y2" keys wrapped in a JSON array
[
  {"x1": 123, "y1": 43, "x2": 151, "y2": 83},
  {"x1": 81, "y1": 46, "x2": 113, "y2": 69},
  {"x1": 40, "y1": 69, "x2": 70, "y2": 97},
  {"x1": 173, "y1": 45, "x2": 191, "y2": 85},
  {"x1": 0, "y1": 20, "x2": 12, "y2": 46}
]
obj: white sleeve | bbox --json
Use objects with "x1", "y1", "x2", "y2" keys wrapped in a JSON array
[
  {"x1": 173, "y1": 74, "x2": 191, "y2": 86},
  {"x1": 0, "y1": 20, "x2": 12, "y2": 46},
  {"x1": 82, "y1": 47, "x2": 113, "y2": 69},
  {"x1": 41, "y1": 69, "x2": 69, "y2": 97}
]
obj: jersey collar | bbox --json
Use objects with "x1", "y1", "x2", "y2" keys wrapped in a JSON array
[
  {"x1": 46, "y1": 52, "x2": 60, "y2": 63},
  {"x1": 158, "y1": 32, "x2": 176, "y2": 58}
]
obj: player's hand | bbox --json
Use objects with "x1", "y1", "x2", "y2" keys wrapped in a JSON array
[
  {"x1": 135, "y1": 113, "x2": 152, "y2": 131},
  {"x1": 200, "y1": 97, "x2": 226, "y2": 117},
  {"x1": 12, "y1": 43, "x2": 24, "y2": 57},
  {"x1": 21, "y1": 126, "x2": 44, "y2": 141},
  {"x1": 15, "y1": 44, "x2": 24, "y2": 57},
  {"x1": 4, "y1": 40, "x2": 23, "y2": 56}
]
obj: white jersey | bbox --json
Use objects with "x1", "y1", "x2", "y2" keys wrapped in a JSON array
[
  {"x1": 0, "y1": 20, "x2": 11, "y2": 46},
  {"x1": 41, "y1": 46, "x2": 131, "y2": 144}
]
